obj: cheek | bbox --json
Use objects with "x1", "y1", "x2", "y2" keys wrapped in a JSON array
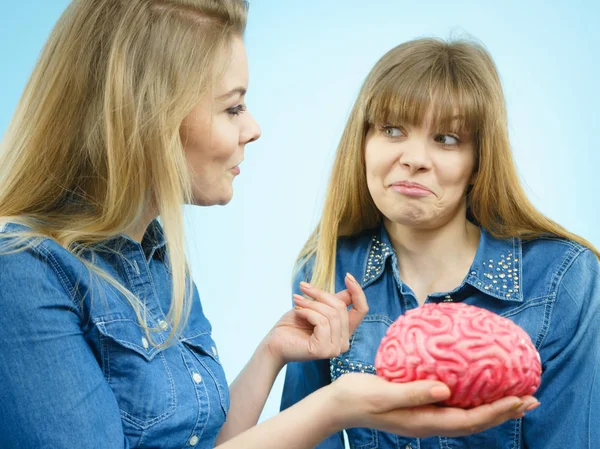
[
  {"x1": 181, "y1": 119, "x2": 211, "y2": 171},
  {"x1": 365, "y1": 144, "x2": 393, "y2": 181},
  {"x1": 364, "y1": 150, "x2": 382, "y2": 195},
  {"x1": 184, "y1": 129, "x2": 236, "y2": 176},
  {"x1": 184, "y1": 143, "x2": 209, "y2": 177},
  {"x1": 208, "y1": 125, "x2": 239, "y2": 163},
  {"x1": 438, "y1": 153, "x2": 475, "y2": 189}
]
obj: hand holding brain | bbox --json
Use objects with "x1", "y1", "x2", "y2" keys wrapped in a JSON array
[{"x1": 375, "y1": 303, "x2": 541, "y2": 408}]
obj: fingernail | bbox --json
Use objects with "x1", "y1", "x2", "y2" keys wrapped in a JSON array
[
  {"x1": 300, "y1": 282, "x2": 311, "y2": 290},
  {"x1": 294, "y1": 305, "x2": 303, "y2": 310},
  {"x1": 510, "y1": 401, "x2": 524, "y2": 411},
  {"x1": 293, "y1": 294, "x2": 306, "y2": 302},
  {"x1": 430, "y1": 385, "x2": 450, "y2": 400},
  {"x1": 345, "y1": 273, "x2": 358, "y2": 284},
  {"x1": 525, "y1": 401, "x2": 540, "y2": 412}
]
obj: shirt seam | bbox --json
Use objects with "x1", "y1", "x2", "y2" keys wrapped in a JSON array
[
  {"x1": 536, "y1": 246, "x2": 587, "y2": 350},
  {"x1": 34, "y1": 243, "x2": 84, "y2": 315}
]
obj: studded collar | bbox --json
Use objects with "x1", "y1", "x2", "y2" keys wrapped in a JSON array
[{"x1": 360, "y1": 225, "x2": 524, "y2": 302}]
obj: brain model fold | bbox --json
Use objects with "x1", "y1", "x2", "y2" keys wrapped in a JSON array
[{"x1": 374, "y1": 302, "x2": 541, "y2": 408}]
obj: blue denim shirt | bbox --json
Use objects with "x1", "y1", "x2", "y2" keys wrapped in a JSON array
[
  {"x1": 281, "y1": 225, "x2": 600, "y2": 449},
  {"x1": 0, "y1": 221, "x2": 229, "y2": 449}
]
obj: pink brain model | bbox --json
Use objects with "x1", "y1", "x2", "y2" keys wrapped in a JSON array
[{"x1": 375, "y1": 302, "x2": 541, "y2": 408}]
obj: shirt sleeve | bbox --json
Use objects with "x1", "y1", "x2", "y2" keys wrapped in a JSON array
[
  {"x1": 279, "y1": 260, "x2": 345, "y2": 449},
  {"x1": 523, "y1": 248, "x2": 600, "y2": 447},
  {"x1": 0, "y1": 246, "x2": 128, "y2": 449}
]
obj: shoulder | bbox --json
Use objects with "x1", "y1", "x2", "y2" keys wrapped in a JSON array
[
  {"x1": 336, "y1": 228, "x2": 379, "y2": 268},
  {"x1": 291, "y1": 228, "x2": 378, "y2": 285},
  {"x1": 521, "y1": 235, "x2": 594, "y2": 292},
  {"x1": 525, "y1": 238, "x2": 600, "y2": 357},
  {"x1": 522, "y1": 234, "x2": 587, "y2": 267},
  {"x1": 0, "y1": 222, "x2": 84, "y2": 304}
]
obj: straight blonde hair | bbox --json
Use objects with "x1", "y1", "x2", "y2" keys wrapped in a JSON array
[
  {"x1": 298, "y1": 38, "x2": 599, "y2": 292},
  {"x1": 0, "y1": 0, "x2": 248, "y2": 345}
]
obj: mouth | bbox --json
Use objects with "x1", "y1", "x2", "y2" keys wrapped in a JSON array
[
  {"x1": 230, "y1": 160, "x2": 243, "y2": 175},
  {"x1": 390, "y1": 181, "x2": 433, "y2": 197}
]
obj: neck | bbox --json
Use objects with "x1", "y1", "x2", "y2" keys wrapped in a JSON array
[
  {"x1": 385, "y1": 210, "x2": 480, "y2": 301},
  {"x1": 125, "y1": 208, "x2": 157, "y2": 243}
]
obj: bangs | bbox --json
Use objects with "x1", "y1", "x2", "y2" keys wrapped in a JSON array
[{"x1": 366, "y1": 54, "x2": 485, "y2": 136}]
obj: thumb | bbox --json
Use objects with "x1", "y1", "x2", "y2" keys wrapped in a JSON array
[
  {"x1": 373, "y1": 378, "x2": 451, "y2": 410},
  {"x1": 343, "y1": 273, "x2": 369, "y2": 333}
]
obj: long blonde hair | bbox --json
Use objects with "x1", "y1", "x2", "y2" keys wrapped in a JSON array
[
  {"x1": 298, "y1": 37, "x2": 599, "y2": 292},
  {"x1": 0, "y1": 0, "x2": 248, "y2": 344}
]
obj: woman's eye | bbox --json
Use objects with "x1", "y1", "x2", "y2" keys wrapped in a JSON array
[
  {"x1": 381, "y1": 126, "x2": 404, "y2": 138},
  {"x1": 435, "y1": 134, "x2": 460, "y2": 145},
  {"x1": 227, "y1": 104, "x2": 246, "y2": 116}
]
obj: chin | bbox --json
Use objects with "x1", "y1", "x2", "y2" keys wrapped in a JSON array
[
  {"x1": 216, "y1": 196, "x2": 233, "y2": 206},
  {"x1": 190, "y1": 188, "x2": 233, "y2": 206},
  {"x1": 384, "y1": 208, "x2": 433, "y2": 228}
]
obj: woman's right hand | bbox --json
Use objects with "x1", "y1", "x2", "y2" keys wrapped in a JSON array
[{"x1": 328, "y1": 373, "x2": 539, "y2": 438}]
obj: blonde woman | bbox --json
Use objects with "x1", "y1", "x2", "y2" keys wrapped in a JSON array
[
  {"x1": 0, "y1": 2, "x2": 536, "y2": 448},
  {"x1": 282, "y1": 37, "x2": 600, "y2": 449}
]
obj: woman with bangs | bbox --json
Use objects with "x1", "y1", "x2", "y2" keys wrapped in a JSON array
[
  {"x1": 0, "y1": 2, "x2": 538, "y2": 449},
  {"x1": 282, "y1": 37, "x2": 600, "y2": 448}
]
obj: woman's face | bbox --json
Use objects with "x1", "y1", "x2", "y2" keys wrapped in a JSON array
[
  {"x1": 180, "y1": 36, "x2": 261, "y2": 206},
  {"x1": 364, "y1": 112, "x2": 476, "y2": 230}
]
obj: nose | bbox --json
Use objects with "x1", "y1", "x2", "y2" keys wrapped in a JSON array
[
  {"x1": 398, "y1": 137, "x2": 432, "y2": 174},
  {"x1": 241, "y1": 111, "x2": 261, "y2": 144}
]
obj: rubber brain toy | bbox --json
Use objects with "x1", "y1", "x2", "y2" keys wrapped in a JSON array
[{"x1": 374, "y1": 302, "x2": 541, "y2": 408}]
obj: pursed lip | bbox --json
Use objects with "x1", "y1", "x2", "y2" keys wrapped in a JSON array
[
  {"x1": 389, "y1": 180, "x2": 434, "y2": 196},
  {"x1": 230, "y1": 159, "x2": 243, "y2": 173}
]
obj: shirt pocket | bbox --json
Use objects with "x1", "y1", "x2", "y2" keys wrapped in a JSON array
[
  {"x1": 95, "y1": 317, "x2": 177, "y2": 429},
  {"x1": 331, "y1": 315, "x2": 393, "y2": 449},
  {"x1": 180, "y1": 331, "x2": 230, "y2": 418},
  {"x1": 331, "y1": 314, "x2": 393, "y2": 380}
]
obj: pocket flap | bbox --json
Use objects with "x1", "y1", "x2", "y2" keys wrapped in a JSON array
[
  {"x1": 180, "y1": 331, "x2": 221, "y2": 363},
  {"x1": 96, "y1": 318, "x2": 166, "y2": 361}
]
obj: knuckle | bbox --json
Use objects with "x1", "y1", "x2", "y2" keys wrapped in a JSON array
[
  {"x1": 319, "y1": 348, "x2": 332, "y2": 359},
  {"x1": 335, "y1": 303, "x2": 347, "y2": 313},
  {"x1": 327, "y1": 311, "x2": 341, "y2": 324},
  {"x1": 462, "y1": 423, "x2": 482, "y2": 435}
]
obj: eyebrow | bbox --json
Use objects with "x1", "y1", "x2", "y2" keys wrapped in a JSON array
[{"x1": 217, "y1": 87, "x2": 247, "y2": 101}]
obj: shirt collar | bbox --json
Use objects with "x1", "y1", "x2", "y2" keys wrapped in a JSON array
[
  {"x1": 466, "y1": 227, "x2": 523, "y2": 302},
  {"x1": 361, "y1": 224, "x2": 524, "y2": 302},
  {"x1": 95, "y1": 219, "x2": 167, "y2": 262},
  {"x1": 0, "y1": 220, "x2": 168, "y2": 262},
  {"x1": 141, "y1": 219, "x2": 167, "y2": 261},
  {"x1": 361, "y1": 225, "x2": 395, "y2": 287}
]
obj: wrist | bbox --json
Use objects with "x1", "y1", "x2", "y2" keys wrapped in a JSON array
[
  {"x1": 257, "y1": 334, "x2": 286, "y2": 373},
  {"x1": 319, "y1": 381, "x2": 353, "y2": 432},
  {"x1": 289, "y1": 383, "x2": 347, "y2": 437}
]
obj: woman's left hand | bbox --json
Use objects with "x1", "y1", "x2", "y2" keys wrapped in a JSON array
[{"x1": 263, "y1": 273, "x2": 369, "y2": 367}]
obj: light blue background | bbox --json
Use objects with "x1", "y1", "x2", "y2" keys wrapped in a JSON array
[{"x1": 1, "y1": 0, "x2": 599, "y2": 429}]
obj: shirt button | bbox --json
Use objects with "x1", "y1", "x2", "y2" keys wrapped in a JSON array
[
  {"x1": 211, "y1": 346, "x2": 217, "y2": 356},
  {"x1": 192, "y1": 373, "x2": 202, "y2": 384},
  {"x1": 141, "y1": 337, "x2": 149, "y2": 349},
  {"x1": 158, "y1": 320, "x2": 168, "y2": 330},
  {"x1": 189, "y1": 435, "x2": 199, "y2": 446}
]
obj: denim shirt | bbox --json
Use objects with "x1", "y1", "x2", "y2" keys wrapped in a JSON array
[
  {"x1": 281, "y1": 225, "x2": 600, "y2": 449},
  {"x1": 0, "y1": 221, "x2": 229, "y2": 449}
]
